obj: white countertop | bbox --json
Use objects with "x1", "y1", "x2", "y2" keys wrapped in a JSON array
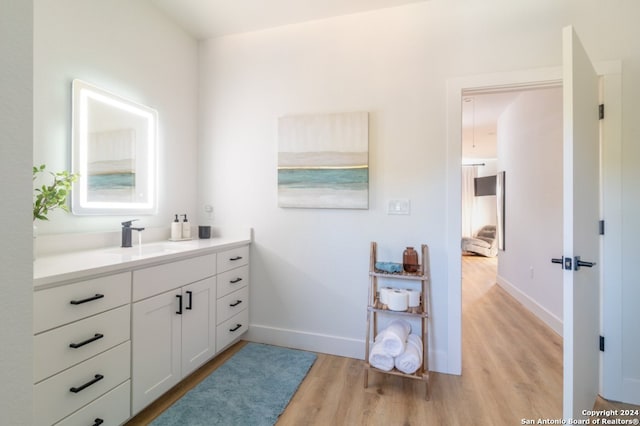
[{"x1": 34, "y1": 236, "x2": 251, "y2": 289}]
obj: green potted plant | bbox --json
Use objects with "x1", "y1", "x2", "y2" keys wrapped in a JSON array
[{"x1": 33, "y1": 164, "x2": 78, "y2": 222}]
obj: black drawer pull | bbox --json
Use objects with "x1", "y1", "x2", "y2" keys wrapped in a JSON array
[
  {"x1": 230, "y1": 278, "x2": 243, "y2": 284},
  {"x1": 229, "y1": 324, "x2": 242, "y2": 332},
  {"x1": 70, "y1": 374, "x2": 104, "y2": 393},
  {"x1": 229, "y1": 256, "x2": 243, "y2": 261},
  {"x1": 229, "y1": 300, "x2": 243, "y2": 307},
  {"x1": 69, "y1": 333, "x2": 104, "y2": 349},
  {"x1": 93, "y1": 419, "x2": 104, "y2": 426},
  {"x1": 70, "y1": 294, "x2": 104, "y2": 305}
]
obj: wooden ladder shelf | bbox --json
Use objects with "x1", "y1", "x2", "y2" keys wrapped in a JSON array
[{"x1": 363, "y1": 241, "x2": 431, "y2": 399}]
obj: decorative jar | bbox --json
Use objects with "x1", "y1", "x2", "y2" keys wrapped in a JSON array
[{"x1": 403, "y1": 247, "x2": 419, "y2": 273}]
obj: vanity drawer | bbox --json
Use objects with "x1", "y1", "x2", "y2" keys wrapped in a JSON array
[
  {"x1": 216, "y1": 309, "x2": 249, "y2": 352},
  {"x1": 34, "y1": 272, "x2": 131, "y2": 334},
  {"x1": 217, "y1": 246, "x2": 249, "y2": 273},
  {"x1": 34, "y1": 305, "x2": 130, "y2": 383},
  {"x1": 34, "y1": 341, "x2": 130, "y2": 426},
  {"x1": 217, "y1": 286, "x2": 249, "y2": 325},
  {"x1": 217, "y1": 265, "x2": 249, "y2": 298},
  {"x1": 54, "y1": 380, "x2": 130, "y2": 426},
  {"x1": 133, "y1": 254, "x2": 216, "y2": 301}
]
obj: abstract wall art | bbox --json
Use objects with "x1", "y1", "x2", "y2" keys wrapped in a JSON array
[{"x1": 278, "y1": 111, "x2": 369, "y2": 209}]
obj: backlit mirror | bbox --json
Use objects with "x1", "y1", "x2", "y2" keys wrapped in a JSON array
[{"x1": 71, "y1": 79, "x2": 157, "y2": 215}]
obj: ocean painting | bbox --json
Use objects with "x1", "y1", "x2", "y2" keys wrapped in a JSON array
[{"x1": 278, "y1": 112, "x2": 369, "y2": 209}]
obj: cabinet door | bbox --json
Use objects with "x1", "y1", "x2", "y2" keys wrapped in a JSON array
[
  {"x1": 181, "y1": 277, "x2": 216, "y2": 377},
  {"x1": 131, "y1": 290, "x2": 181, "y2": 415}
]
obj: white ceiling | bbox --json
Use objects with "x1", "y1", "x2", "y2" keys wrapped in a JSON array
[{"x1": 150, "y1": 0, "x2": 428, "y2": 39}]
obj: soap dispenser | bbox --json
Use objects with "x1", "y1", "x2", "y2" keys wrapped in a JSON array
[
  {"x1": 182, "y1": 214, "x2": 191, "y2": 239},
  {"x1": 171, "y1": 214, "x2": 182, "y2": 240}
]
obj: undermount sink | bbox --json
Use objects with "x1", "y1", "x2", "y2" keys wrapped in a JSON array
[
  {"x1": 104, "y1": 240, "x2": 201, "y2": 258},
  {"x1": 104, "y1": 244, "x2": 177, "y2": 257}
]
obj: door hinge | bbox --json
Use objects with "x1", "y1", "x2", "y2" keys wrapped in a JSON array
[
  {"x1": 599, "y1": 104, "x2": 605, "y2": 120},
  {"x1": 600, "y1": 335, "x2": 605, "y2": 352},
  {"x1": 599, "y1": 220, "x2": 605, "y2": 235}
]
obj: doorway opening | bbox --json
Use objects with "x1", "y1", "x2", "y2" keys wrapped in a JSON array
[{"x1": 460, "y1": 85, "x2": 564, "y2": 334}]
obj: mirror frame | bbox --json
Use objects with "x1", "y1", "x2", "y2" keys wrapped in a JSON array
[{"x1": 71, "y1": 79, "x2": 158, "y2": 215}]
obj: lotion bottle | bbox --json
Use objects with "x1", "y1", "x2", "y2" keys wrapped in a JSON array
[
  {"x1": 171, "y1": 214, "x2": 182, "y2": 240},
  {"x1": 182, "y1": 214, "x2": 191, "y2": 239}
]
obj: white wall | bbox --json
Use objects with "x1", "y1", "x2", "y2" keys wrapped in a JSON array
[
  {"x1": 33, "y1": 0, "x2": 199, "y2": 243},
  {"x1": 198, "y1": 5, "x2": 450, "y2": 365},
  {"x1": 0, "y1": 2, "x2": 34, "y2": 423},
  {"x1": 199, "y1": 0, "x2": 640, "y2": 380},
  {"x1": 496, "y1": 88, "x2": 564, "y2": 334}
]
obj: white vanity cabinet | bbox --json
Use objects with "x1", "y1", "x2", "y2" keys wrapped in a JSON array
[
  {"x1": 33, "y1": 272, "x2": 132, "y2": 426},
  {"x1": 34, "y1": 237, "x2": 251, "y2": 424},
  {"x1": 131, "y1": 254, "x2": 217, "y2": 414}
]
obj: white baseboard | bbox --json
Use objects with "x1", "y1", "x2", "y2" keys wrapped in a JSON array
[
  {"x1": 246, "y1": 323, "x2": 450, "y2": 374},
  {"x1": 496, "y1": 275, "x2": 563, "y2": 336}
]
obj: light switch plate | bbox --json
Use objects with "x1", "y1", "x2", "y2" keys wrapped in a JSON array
[{"x1": 388, "y1": 199, "x2": 410, "y2": 215}]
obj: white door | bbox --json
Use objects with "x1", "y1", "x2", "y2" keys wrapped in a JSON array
[
  {"x1": 181, "y1": 277, "x2": 217, "y2": 377},
  {"x1": 562, "y1": 25, "x2": 601, "y2": 420},
  {"x1": 131, "y1": 290, "x2": 182, "y2": 414}
]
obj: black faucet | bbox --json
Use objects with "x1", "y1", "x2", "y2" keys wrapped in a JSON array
[{"x1": 121, "y1": 220, "x2": 145, "y2": 248}]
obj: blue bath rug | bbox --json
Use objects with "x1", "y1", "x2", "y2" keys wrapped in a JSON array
[{"x1": 151, "y1": 342, "x2": 317, "y2": 426}]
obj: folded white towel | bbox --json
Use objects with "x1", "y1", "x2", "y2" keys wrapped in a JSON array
[
  {"x1": 394, "y1": 334, "x2": 423, "y2": 374},
  {"x1": 369, "y1": 339, "x2": 394, "y2": 371},
  {"x1": 376, "y1": 319, "x2": 411, "y2": 357}
]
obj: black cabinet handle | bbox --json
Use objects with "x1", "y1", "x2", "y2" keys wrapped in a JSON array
[
  {"x1": 229, "y1": 300, "x2": 242, "y2": 307},
  {"x1": 69, "y1": 333, "x2": 104, "y2": 349},
  {"x1": 230, "y1": 278, "x2": 243, "y2": 284},
  {"x1": 176, "y1": 294, "x2": 183, "y2": 315},
  {"x1": 186, "y1": 291, "x2": 193, "y2": 310},
  {"x1": 92, "y1": 419, "x2": 104, "y2": 426},
  {"x1": 229, "y1": 256, "x2": 243, "y2": 261},
  {"x1": 69, "y1": 374, "x2": 104, "y2": 393},
  {"x1": 229, "y1": 324, "x2": 242, "y2": 332},
  {"x1": 70, "y1": 294, "x2": 104, "y2": 305}
]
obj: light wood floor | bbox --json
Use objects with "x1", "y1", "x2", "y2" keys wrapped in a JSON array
[{"x1": 127, "y1": 255, "x2": 638, "y2": 425}]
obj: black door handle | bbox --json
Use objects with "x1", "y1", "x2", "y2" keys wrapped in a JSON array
[
  {"x1": 186, "y1": 290, "x2": 193, "y2": 310},
  {"x1": 551, "y1": 257, "x2": 573, "y2": 270},
  {"x1": 575, "y1": 256, "x2": 596, "y2": 270},
  {"x1": 176, "y1": 294, "x2": 183, "y2": 315}
]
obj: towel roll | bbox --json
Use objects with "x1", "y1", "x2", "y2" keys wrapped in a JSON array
[
  {"x1": 394, "y1": 334, "x2": 423, "y2": 374},
  {"x1": 368, "y1": 339, "x2": 394, "y2": 371},
  {"x1": 376, "y1": 319, "x2": 411, "y2": 357}
]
